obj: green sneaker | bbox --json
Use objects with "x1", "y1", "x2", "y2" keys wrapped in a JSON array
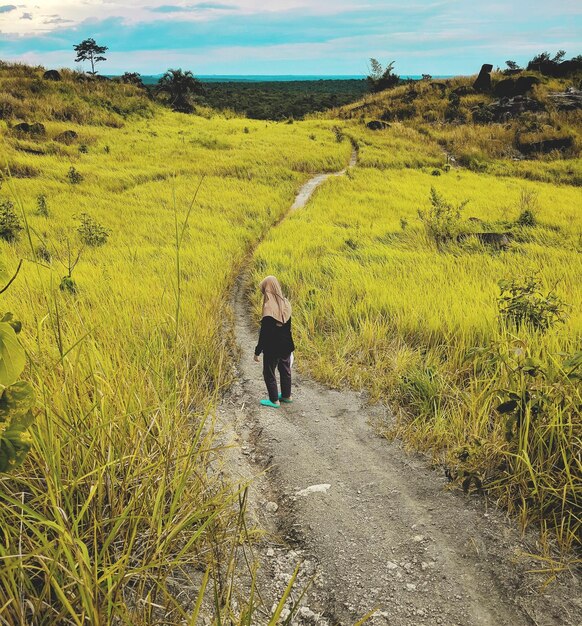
[{"x1": 260, "y1": 399, "x2": 280, "y2": 409}]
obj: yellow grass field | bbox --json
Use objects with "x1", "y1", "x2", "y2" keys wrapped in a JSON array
[
  {"x1": 0, "y1": 107, "x2": 351, "y2": 624},
  {"x1": 0, "y1": 63, "x2": 581, "y2": 624},
  {"x1": 254, "y1": 127, "x2": 582, "y2": 553}
]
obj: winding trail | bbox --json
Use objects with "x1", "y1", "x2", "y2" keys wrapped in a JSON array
[{"x1": 220, "y1": 152, "x2": 582, "y2": 625}]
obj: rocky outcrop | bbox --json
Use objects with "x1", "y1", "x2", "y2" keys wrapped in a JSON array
[
  {"x1": 473, "y1": 96, "x2": 545, "y2": 123},
  {"x1": 54, "y1": 130, "x2": 79, "y2": 144},
  {"x1": 12, "y1": 122, "x2": 46, "y2": 136},
  {"x1": 548, "y1": 88, "x2": 582, "y2": 111},
  {"x1": 43, "y1": 70, "x2": 61, "y2": 81},
  {"x1": 493, "y1": 76, "x2": 540, "y2": 98},
  {"x1": 473, "y1": 64, "x2": 493, "y2": 93},
  {"x1": 516, "y1": 135, "x2": 575, "y2": 155},
  {"x1": 366, "y1": 120, "x2": 390, "y2": 131}
]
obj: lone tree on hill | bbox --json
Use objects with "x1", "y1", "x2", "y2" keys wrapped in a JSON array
[
  {"x1": 367, "y1": 58, "x2": 399, "y2": 92},
  {"x1": 156, "y1": 69, "x2": 205, "y2": 113},
  {"x1": 73, "y1": 38, "x2": 108, "y2": 75}
]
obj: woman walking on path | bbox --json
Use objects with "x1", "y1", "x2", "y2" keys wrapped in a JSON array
[{"x1": 254, "y1": 275, "x2": 295, "y2": 408}]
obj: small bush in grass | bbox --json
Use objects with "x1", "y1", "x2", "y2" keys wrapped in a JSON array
[
  {"x1": 59, "y1": 275, "x2": 77, "y2": 294},
  {"x1": 516, "y1": 188, "x2": 539, "y2": 226},
  {"x1": 0, "y1": 198, "x2": 23, "y2": 242},
  {"x1": 498, "y1": 275, "x2": 568, "y2": 332},
  {"x1": 472, "y1": 104, "x2": 494, "y2": 124},
  {"x1": 67, "y1": 166, "x2": 83, "y2": 184},
  {"x1": 79, "y1": 144, "x2": 89, "y2": 154},
  {"x1": 36, "y1": 244, "x2": 51, "y2": 263},
  {"x1": 36, "y1": 193, "x2": 49, "y2": 216},
  {"x1": 77, "y1": 213, "x2": 110, "y2": 247},
  {"x1": 418, "y1": 187, "x2": 467, "y2": 248}
]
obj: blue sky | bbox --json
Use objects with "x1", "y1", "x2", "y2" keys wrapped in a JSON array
[{"x1": 0, "y1": 1, "x2": 580, "y2": 75}]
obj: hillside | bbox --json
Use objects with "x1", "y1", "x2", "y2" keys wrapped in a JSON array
[
  {"x1": 0, "y1": 62, "x2": 352, "y2": 624},
  {"x1": 0, "y1": 62, "x2": 580, "y2": 625},
  {"x1": 329, "y1": 68, "x2": 582, "y2": 185}
]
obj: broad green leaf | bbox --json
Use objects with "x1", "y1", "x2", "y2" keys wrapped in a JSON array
[
  {"x1": 0, "y1": 429, "x2": 32, "y2": 471},
  {"x1": 496, "y1": 399, "x2": 517, "y2": 414},
  {"x1": 1, "y1": 313, "x2": 22, "y2": 334},
  {"x1": 0, "y1": 322, "x2": 26, "y2": 386},
  {"x1": 5, "y1": 409, "x2": 35, "y2": 433},
  {"x1": 0, "y1": 381, "x2": 35, "y2": 423}
]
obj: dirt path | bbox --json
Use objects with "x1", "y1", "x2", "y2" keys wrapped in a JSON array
[{"x1": 218, "y1": 155, "x2": 582, "y2": 626}]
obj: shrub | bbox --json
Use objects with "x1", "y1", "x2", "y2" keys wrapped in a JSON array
[
  {"x1": 77, "y1": 213, "x2": 110, "y2": 246},
  {"x1": 418, "y1": 187, "x2": 467, "y2": 247},
  {"x1": 67, "y1": 166, "x2": 83, "y2": 184},
  {"x1": 472, "y1": 104, "x2": 494, "y2": 124},
  {"x1": 444, "y1": 94, "x2": 468, "y2": 123},
  {"x1": 515, "y1": 189, "x2": 538, "y2": 226},
  {"x1": 59, "y1": 276, "x2": 77, "y2": 294},
  {"x1": 36, "y1": 194, "x2": 49, "y2": 217},
  {"x1": 498, "y1": 275, "x2": 568, "y2": 331},
  {"x1": 516, "y1": 209, "x2": 537, "y2": 227},
  {"x1": 0, "y1": 198, "x2": 23, "y2": 242},
  {"x1": 36, "y1": 244, "x2": 51, "y2": 263},
  {"x1": 367, "y1": 59, "x2": 400, "y2": 92}
]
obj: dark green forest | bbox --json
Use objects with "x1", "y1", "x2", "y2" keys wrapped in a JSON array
[{"x1": 199, "y1": 79, "x2": 368, "y2": 119}]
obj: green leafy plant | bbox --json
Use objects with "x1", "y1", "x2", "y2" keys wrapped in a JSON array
[
  {"x1": 35, "y1": 193, "x2": 49, "y2": 217},
  {"x1": 59, "y1": 275, "x2": 77, "y2": 294},
  {"x1": 67, "y1": 166, "x2": 83, "y2": 184},
  {"x1": 0, "y1": 198, "x2": 23, "y2": 242},
  {"x1": 367, "y1": 58, "x2": 399, "y2": 92},
  {"x1": 418, "y1": 187, "x2": 468, "y2": 248},
  {"x1": 516, "y1": 189, "x2": 538, "y2": 227},
  {"x1": 77, "y1": 212, "x2": 110, "y2": 247},
  {"x1": 35, "y1": 244, "x2": 51, "y2": 263},
  {"x1": 0, "y1": 265, "x2": 35, "y2": 472},
  {"x1": 498, "y1": 275, "x2": 567, "y2": 332}
]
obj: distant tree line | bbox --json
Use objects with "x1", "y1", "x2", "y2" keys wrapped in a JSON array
[{"x1": 70, "y1": 38, "x2": 581, "y2": 117}]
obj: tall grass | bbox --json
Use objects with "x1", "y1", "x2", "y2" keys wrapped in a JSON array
[
  {"x1": 253, "y1": 160, "x2": 582, "y2": 553},
  {"x1": 0, "y1": 106, "x2": 351, "y2": 623}
]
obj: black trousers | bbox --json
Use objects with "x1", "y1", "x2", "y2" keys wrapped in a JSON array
[{"x1": 263, "y1": 353, "x2": 292, "y2": 403}]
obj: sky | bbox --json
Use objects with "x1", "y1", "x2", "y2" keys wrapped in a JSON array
[{"x1": 0, "y1": 1, "x2": 580, "y2": 76}]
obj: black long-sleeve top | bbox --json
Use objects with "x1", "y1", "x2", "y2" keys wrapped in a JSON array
[{"x1": 255, "y1": 316, "x2": 295, "y2": 359}]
